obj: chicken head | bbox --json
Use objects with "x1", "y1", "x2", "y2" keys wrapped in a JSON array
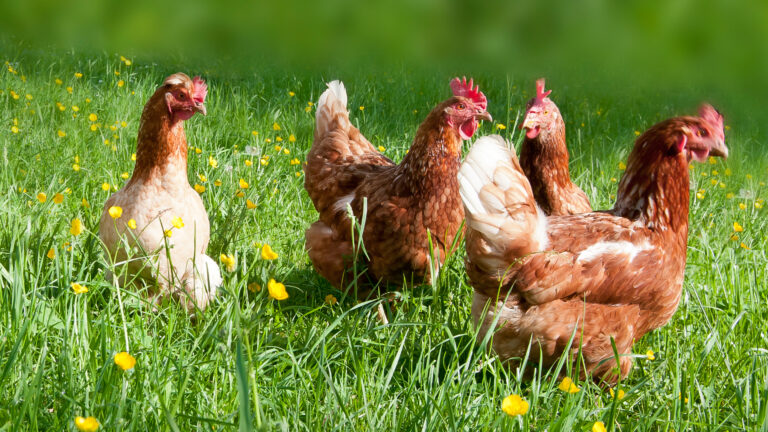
[
  {"x1": 521, "y1": 78, "x2": 562, "y2": 140},
  {"x1": 446, "y1": 77, "x2": 492, "y2": 140},
  {"x1": 163, "y1": 73, "x2": 208, "y2": 121}
]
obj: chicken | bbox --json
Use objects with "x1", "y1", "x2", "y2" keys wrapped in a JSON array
[
  {"x1": 305, "y1": 78, "x2": 492, "y2": 295},
  {"x1": 459, "y1": 104, "x2": 727, "y2": 383},
  {"x1": 519, "y1": 79, "x2": 591, "y2": 215},
  {"x1": 99, "y1": 73, "x2": 221, "y2": 312}
]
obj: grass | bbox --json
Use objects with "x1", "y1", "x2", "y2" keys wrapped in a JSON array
[{"x1": 0, "y1": 45, "x2": 766, "y2": 431}]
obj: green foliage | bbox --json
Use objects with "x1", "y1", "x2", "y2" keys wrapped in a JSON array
[{"x1": 0, "y1": 47, "x2": 766, "y2": 431}]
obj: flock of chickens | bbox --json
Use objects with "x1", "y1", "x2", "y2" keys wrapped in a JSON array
[{"x1": 98, "y1": 73, "x2": 728, "y2": 385}]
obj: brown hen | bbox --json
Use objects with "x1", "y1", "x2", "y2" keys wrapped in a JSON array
[
  {"x1": 459, "y1": 105, "x2": 727, "y2": 383},
  {"x1": 520, "y1": 79, "x2": 591, "y2": 215},
  {"x1": 305, "y1": 78, "x2": 491, "y2": 295}
]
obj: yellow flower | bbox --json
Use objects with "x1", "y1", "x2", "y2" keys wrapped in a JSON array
[
  {"x1": 725, "y1": 168, "x2": 732, "y2": 176},
  {"x1": 558, "y1": 377, "x2": 580, "y2": 393},
  {"x1": 121, "y1": 121, "x2": 127, "y2": 128},
  {"x1": 117, "y1": 80, "x2": 125, "y2": 87},
  {"x1": 295, "y1": 171, "x2": 302, "y2": 178},
  {"x1": 726, "y1": 192, "x2": 734, "y2": 199},
  {"x1": 164, "y1": 229, "x2": 172, "y2": 238},
  {"x1": 52, "y1": 193, "x2": 64, "y2": 204},
  {"x1": 592, "y1": 421, "x2": 607, "y2": 432},
  {"x1": 72, "y1": 105, "x2": 80, "y2": 112},
  {"x1": 245, "y1": 159, "x2": 253, "y2": 167},
  {"x1": 90, "y1": 124, "x2": 98, "y2": 131},
  {"x1": 290, "y1": 158, "x2": 301, "y2": 165},
  {"x1": 236, "y1": 190, "x2": 245, "y2": 198},
  {"x1": 127, "y1": 219, "x2": 137, "y2": 230},
  {"x1": 214, "y1": 180, "x2": 222, "y2": 187},
  {"x1": 120, "y1": 172, "x2": 129, "y2": 179},
  {"x1": 101, "y1": 183, "x2": 110, "y2": 191},
  {"x1": 747, "y1": 174, "x2": 753, "y2": 180},
  {"x1": 57, "y1": 130, "x2": 66, "y2": 138},
  {"x1": 267, "y1": 278, "x2": 289, "y2": 300},
  {"x1": 610, "y1": 177, "x2": 617, "y2": 183},
  {"x1": 71, "y1": 282, "x2": 88, "y2": 294},
  {"x1": 288, "y1": 91, "x2": 295, "y2": 97},
  {"x1": 609, "y1": 388, "x2": 626, "y2": 400},
  {"x1": 261, "y1": 244, "x2": 278, "y2": 260},
  {"x1": 74, "y1": 416, "x2": 99, "y2": 431},
  {"x1": 501, "y1": 394, "x2": 529, "y2": 417},
  {"x1": 220, "y1": 253, "x2": 236, "y2": 272},
  {"x1": 276, "y1": 136, "x2": 283, "y2": 142},
  {"x1": 733, "y1": 222, "x2": 744, "y2": 232},
  {"x1": 248, "y1": 282, "x2": 261, "y2": 292},
  {"x1": 37, "y1": 192, "x2": 47, "y2": 203},
  {"x1": 239, "y1": 178, "x2": 249, "y2": 189},
  {"x1": 208, "y1": 155, "x2": 218, "y2": 168},
  {"x1": 194, "y1": 184, "x2": 205, "y2": 193},
  {"x1": 283, "y1": 148, "x2": 290, "y2": 155},
  {"x1": 646, "y1": 349, "x2": 655, "y2": 361},
  {"x1": 82, "y1": 198, "x2": 90, "y2": 208},
  {"x1": 88, "y1": 113, "x2": 97, "y2": 122},
  {"x1": 70, "y1": 218, "x2": 83, "y2": 236},
  {"x1": 730, "y1": 234, "x2": 739, "y2": 241},
  {"x1": 756, "y1": 202, "x2": 764, "y2": 209},
  {"x1": 166, "y1": 216, "x2": 182, "y2": 230},
  {"x1": 495, "y1": 123, "x2": 506, "y2": 130},
  {"x1": 246, "y1": 199, "x2": 257, "y2": 209},
  {"x1": 272, "y1": 122, "x2": 281, "y2": 131},
  {"x1": 75, "y1": 72, "x2": 83, "y2": 78},
  {"x1": 66, "y1": 86, "x2": 73, "y2": 94},
  {"x1": 114, "y1": 351, "x2": 136, "y2": 370},
  {"x1": 325, "y1": 294, "x2": 338, "y2": 305},
  {"x1": 739, "y1": 203, "x2": 746, "y2": 210},
  {"x1": 305, "y1": 106, "x2": 311, "y2": 112},
  {"x1": 11, "y1": 125, "x2": 19, "y2": 134},
  {"x1": 618, "y1": 161, "x2": 627, "y2": 170},
  {"x1": 47, "y1": 248, "x2": 56, "y2": 259},
  {"x1": 634, "y1": 130, "x2": 641, "y2": 136},
  {"x1": 251, "y1": 130, "x2": 259, "y2": 137},
  {"x1": 696, "y1": 192, "x2": 705, "y2": 200},
  {"x1": 289, "y1": 134, "x2": 296, "y2": 142},
  {"x1": 378, "y1": 146, "x2": 386, "y2": 152},
  {"x1": 55, "y1": 78, "x2": 63, "y2": 85},
  {"x1": 260, "y1": 156, "x2": 269, "y2": 166},
  {"x1": 359, "y1": 106, "x2": 365, "y2": 111},
  {"x1": 108, "y1": 206, "x2": 123, "y2": 219},
  {"x1": 741, "y1": 242, "x2": 750, "y2": 250}
]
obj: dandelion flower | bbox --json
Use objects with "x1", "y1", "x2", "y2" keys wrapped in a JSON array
[
  {"x1": 37, "y1": 192, "x2": 47, "y2": 203},
  {"x1": 47, "y1": 248, "x2": 56, "y2": 259},
  {"x1": 208, "y1": 155, "x2": 218, "y2": 168},
  {"x1": 121, "y1": 172, "x2": 129, "y2": 179},
  {"x1": 88, "y1": 113, "x2": 97, "y2": 122},
  {"x1": 246, "y1": 199, "x2": 257, "y2": 209},
  {"x1": 325, "y1": 294, "x2": 338, "y2": 305},
  {"x1": 114, "y1": 352, "x2": 136, "y2": 370},
  {"x1": 235, "y1": 190, "x2": 245, "y2": 198},
  {"x1": 290, "y1": 158, "x2": 300, "y2": 165},
  {"x1": 558, "y1": 377, "x2": 580, "y2": 393},
  {"x1": 66, "y1": 86, "x2": 73, "y2": 94},
  {"x1": 81, "y1": 198, "x2": 90, "y2": 208},
  {"x1": 171, "y1": 216, "x2": 184, "y2": 229},
  {"x1": 741, "y1": 242, "x2": 750, "y2": 250},
  {"x1": 739, "y1": 203, "x2": 746, "y2": 210},
  {"x1": 55, "y1": 78, "x2": 63, "y2": 85},
  {"x1": 74, "y1": 416, "x2": 99, "y2": 431},
  {"x1": 214, "y1": 180, "x2": 222, "y2": 187},
  {"x1": 239, "y1": 178, "x2": 249, "y2": 189},
  {"x1": 646, "y1": 349, "x2": 655, "y2": 361},
  {"x1": 53, "y1": 193, "x2": 64, "y2": 204},
  {"x1": 71, "y1": 283, "x2": 88, "y2": 294},
  {"x1": 101, "y1": 183, "x2": 110, "y2": 191},
  {"x1": 592, "y1": 421, "x2": 607, "y2": 432},
  {"x1": 70, "y1": 218, "x2": 83, "y2": 236},
  {"x1": 272, "y1": 122, "x2": 281, "y2": 131},
  {"x1": 105, "y1": 207, "x2": 122, "y2": 220},
  {"x1": 75, "y1": 72, "x2": 83, "y2": 78},
  {"x1": 11, "y1": 125, "x2": 19, "y2": 134},
  {"x1": 295, "y1": 172, "x2": 302, "y2": 178},
  {"x1": 618, "y1": 161, "x2": 626, "y2": 170},
  {"x1": 245, "y1": 159, "x2": 253, "y2": 167},
  {"x1": 117, "y1": 80, "x2": 125, "y2": 87},
  {"x1": 733, "y1": 222, "x2": 743, "y2": 232},
  {"x1": 220, "y1": 253, "x2": 236, "y2": 272},
  {"x1": 194, "y1": 184, "x2": 205, "y2": 193},
  {"x1": 378, "y1": 145, "x2": 386, "y2": 152},
  {"x1": 164, "y1": 229, "x2": 172, "y2": 238},
  {"x1": 283, "y1": 148, "x2": 290, "y2": 155},
  {"x1": 609, "y1": 388, "x2": 625, "y2": 400},
  {"x1": 127, "y1": 219, "x2": 137, "y2": 230},
  {"x1": 495, "y1": 123, "x2": 506, "y2": 130},
  {"x1": 261, "y1": 244, "x2": 278, "y2": 260},
  {"x1": 57, "y1": 130, "x2": 66, "y2": 138},
  {"x1": 267, "y1": 278, "x2": 288, "y2": 300},
  {"x1": 288, "y1": 134, "x2": 296, "y2": 142},
  {"x1": 501, "y1": 394, "x2": 529, "y2": 417}
]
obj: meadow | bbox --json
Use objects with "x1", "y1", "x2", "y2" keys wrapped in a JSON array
[{"x1": 0, "y1": 46, "x2": 766, "y2": 431}]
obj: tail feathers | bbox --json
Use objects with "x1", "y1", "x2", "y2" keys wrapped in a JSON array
[
  {"x1": 459, "y1": 135, "x2": 548, "y2": 270},
  {"x1": 316, "y1": 80, "x2": 350, "y2": 137}
]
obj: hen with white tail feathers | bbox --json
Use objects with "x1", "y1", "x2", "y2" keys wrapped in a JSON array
[
  {"x1": 305, "y1": 78, "x2": 491, "y2": 295},
  {"x1": 461, "y1": 104, "x2": 727, "y2": 384}
]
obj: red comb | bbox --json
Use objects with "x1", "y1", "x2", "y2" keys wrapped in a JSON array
[
  {"x1": 698, "y1": 104, "x2": 723, "y2": 129},
  {"x1": 535, "y1": 78, "x2": 552, "y2": 101},
  {"x1": 192, "y1": 76, "x2": 207, "y2": 104},
  {"x1": 450, "y1": 76, "x2": 487, "y2": 110}
]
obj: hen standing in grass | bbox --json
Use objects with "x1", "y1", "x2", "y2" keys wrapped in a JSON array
[
  {"x1": 519, "y1": 79, "x2": 591, "y2": 215},
  {"x1": 99, "y1": 73, "x2": 221, "y2": 312},
  {"x1": 305, "y1": 78, "x2": 491, "y2": 295},
  {"x1": 459, "y1": 105, "x2": 727, "y2": 383}
]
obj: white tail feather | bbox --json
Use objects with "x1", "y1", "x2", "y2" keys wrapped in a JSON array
[
  {"x1": 189, "y1": 254, "x2": 222, "y2": 309},
  {"x1": 316, "y1": 80, "x2": 349, "y2": 137}
]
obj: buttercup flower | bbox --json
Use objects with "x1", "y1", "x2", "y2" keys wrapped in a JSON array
[
  {"x1": 220, "y1": 253, "x2": 236, "y2": 272},
  {"x1": 646, "y1": 349, "x2": 655, "y2": 361},
  {"x1": 609, "y1": 388, "x2": 626, "y2": 400},
  {"x1": 733, "y1": 222, "x2": 743, "y2": 232},
  {"x1": 127, "y1": 219, "x2": 137, "y2": 230},
  {"x1": 37, "y1": 192, "x2": 47, "y2": 203},
  {"x1": 70, "y1": 218, "x2": 83, "y2": 236},
  {"x1": 558, "y1": 377, "x2": 580, "y2": 393},
  {"x1": 261, "y1": 244, "x2": 278, "y2": 260},
  {"x1": 501, "y1": 394, "x2": 529, "y2": 417},
  {"x1": 114, "y1": 352, "x2": 136, "y2": 370},
  {"x1": 592, "y1": 421, "x2": 607, "y2": 432},
  {"x1": 171, "y1": 216, "x2": 184, "y2": 229},
  {"x1": 194, "y1": 184, "x2": 205, "y2": 193},
  {"x1": 325, "y1": 294, "x2": 338, "y2": 305},
  {"x1": 108, "y1": 206, "x2": 122, "y2": 219},
  {"x1": 47, "y1": 248, "x2": 56, "y2": 259},
  {"x1": 246, "y1": 199, "x2": 257, "y2": 209},
  {"x1": 53, "y1": 193, "x2": 64, "y2": 204},
  {"x1": 74, "y1": 416, "x2": 99, "y2": 431},
  {"x1": 267, "y1": 278, "x2": 289, "y2": 300},
  {"x1": 239, "y1": 178, "x2": 249, "y2": 189},
  {"x1": 71, "y1": 283, "x2": 88, "y2": 294},
  {"x1": 248, "y1": 283, "x2": 261, "y2": 292}
]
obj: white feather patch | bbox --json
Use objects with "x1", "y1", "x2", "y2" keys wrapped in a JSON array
[{"x1": 576, "y1": 240, "x2": 651, "y2": 263}]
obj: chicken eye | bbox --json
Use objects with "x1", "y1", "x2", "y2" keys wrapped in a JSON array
[
  {"x1": 698, "y1": 129, "x2": 708, "y2": 137},
  {"x1": 544, "y1": 110, "x2": 549, "y2": 115},
  {"x1": 457, "y1": 103, "x2": 466, "y2": 110},
  {"x1": 177, "y1": 92, "x2": 186, "y2": 100}
]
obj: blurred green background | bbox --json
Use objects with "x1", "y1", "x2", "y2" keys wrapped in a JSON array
[{"x1": 1, "y1": 0, "x2": 767, "y2": 133}]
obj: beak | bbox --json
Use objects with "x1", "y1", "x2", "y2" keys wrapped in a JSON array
[
  {"x1": 194, "y1": 102, "x2": 207, "y2": 116},
  {"x1": 521, "y1": 115, "x2": 534, "y2": 130},
  {"x1": 709, "y1": 138, "x2": 728, "y2": 159},
  {"x1": 475, "y1": 110, "x2": 492, "y2": 122}
]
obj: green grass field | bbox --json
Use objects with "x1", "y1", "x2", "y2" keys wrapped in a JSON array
[{"x1": 1, "y1": 46, "x2": 766, "y2": 431}]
